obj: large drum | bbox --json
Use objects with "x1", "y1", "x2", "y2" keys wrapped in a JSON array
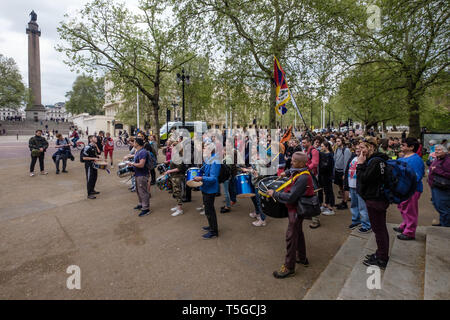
[
  {"x1": 186, "y1": 167, "x2": 202, "y2": 187},
  {"x1": 235, "y1": 173, "x2": 255, "y2": 198},
  {"x1": 117, "y1": 165, "x2": 134, "y2": 178},
  {"x1": 258, "y1": 176, "x2": 290, "y2": 218}
]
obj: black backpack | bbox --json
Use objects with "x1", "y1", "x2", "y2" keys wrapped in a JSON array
[
  {"x1": 80, "y1": 146, "x2": 86, "y2": 163},
  {"x1": 218, "y1": 164, "x2": 231, "y2": 183}
]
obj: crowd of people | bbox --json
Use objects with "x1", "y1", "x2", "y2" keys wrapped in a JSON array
[{"x1": 26, "y1": 126, "x2": 450, "y2": 278}]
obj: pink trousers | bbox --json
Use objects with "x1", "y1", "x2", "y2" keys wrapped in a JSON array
[{"x1": 398, "y1": 191, "x2": 421, "y2": 237}]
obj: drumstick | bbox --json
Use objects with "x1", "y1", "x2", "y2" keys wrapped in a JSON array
[{"x1": 266, "y1": 175, "x2": 284, "y2": 188}]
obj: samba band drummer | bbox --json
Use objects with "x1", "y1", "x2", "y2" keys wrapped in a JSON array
[
  {"x1": 267, "y1": 152, "x2": 312, "y2": 278},
  {"x1": 81, "y1": 135, "x2": 101, "y2": 199},
  {"x1": 162, "y1": 138, "x2": 187, "y2": 217}
]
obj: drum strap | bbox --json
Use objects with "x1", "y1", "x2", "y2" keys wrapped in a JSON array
[{"x1": 276, "y1": 171, "x2": 310, "y2": 192}]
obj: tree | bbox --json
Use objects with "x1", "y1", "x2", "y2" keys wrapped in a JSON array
[
  {"x1": 57, "y1": 0, "x2": 195, "y2": 141},
  {"x1": 173, "y1": 0, "x2": 322, "y2": 127},
  {"x1": 0, "y1": 54, "x2": 27, "y2": 109},
  {"x1": 312, "y1": 0, "x2": 450, "y2": 137},
  {"x1": 65, "y1": 75, "x2": 105, "y2": 115},
  {"x1": 331, "y1": 63, "x2": 407, "y2": 131}
]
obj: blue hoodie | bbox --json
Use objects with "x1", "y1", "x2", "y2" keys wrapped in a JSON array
[
  {"x1": 200, "y1": 154, "x2": 221, "y2": 194},
  {"x1": 398, "y1": 153, "x2": 425, "y2": 193}
]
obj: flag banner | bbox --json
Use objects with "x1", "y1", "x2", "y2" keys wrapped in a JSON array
[{"x1": 274, "y1": 56, "x2": 291, "y2": 116}]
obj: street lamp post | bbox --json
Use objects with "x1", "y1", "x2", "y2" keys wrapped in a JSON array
[{"x1": 176, "y1": 68, "x2": 190, "y2": 126}]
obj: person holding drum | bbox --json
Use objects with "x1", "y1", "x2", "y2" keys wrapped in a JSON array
[
  {"x1": 193, "y1": 143, "x2": 221, "y2": 239},
  {"x1": 128, "y1": 138, "x2": 151, "y2": 217},
  {"x1": 81, "y1": 135, "x2": 101, "y2": 199},
  {"x1": 266, "y1": 152, "x2": 312, "y2": 279},
  {"x1": 103, "y1": 132, "x2": 115, "y2": 168},
  {"x1": 162, "y1": 140, "x2": 187, "y2": 217}
]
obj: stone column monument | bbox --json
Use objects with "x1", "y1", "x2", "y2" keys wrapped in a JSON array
[{"x1": 25, "y1": 10, "x2": 46, "y2": 121}]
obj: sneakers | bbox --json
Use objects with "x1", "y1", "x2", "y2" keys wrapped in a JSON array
[
  {"x1": 91, "y1": 191, "x2": 100, "y2": 195},
  {"x1": 134, "y1": 205, "x2": 142, "y2": 210},
  {"x1": 273, "y1": 264, "x2": 295, "y2": 279},
  {"x1": 171, "y1": 209, "x2": 184, "y2": 217},
  {"x1": 199, "y1": 210, "x2": 205, "y2": 215},
  {"x1": 309, "y1": 222, "x2": 321, "y2": 229},
  {"x1": 56, "y1": 170, "x2": 60, "y2": 174},
  {"x1": 252, "y1": 218, "x2": 267, "y2": 227},
  {"x1": 110, "y1": 165, "x2": 114, "y2": 169},
  {"x1": 202, "y1": 231, "x2": 218, "y2": 240},
  {"x1": 171, "y1": 206, "x2": 178, "y2": 211},
  {"x1": 321, "y1": 208, "x2": 335, "y2": 216},
  {"x1": 40, "y1": 171, "x2": 48, "y2": 175},
  {"x1": 30, "y1": 172, "x2": 35, "y2": 177},
  {"x1": 220, "y1": 206, "x2": 231, "y2": 213},
  {"x1": 393, "y1": 227, "x2": 404, "y2": 233},
  {"x1": 358, "y1": 227, "x2": 372, "y2": 234},
  {"x1": 363, "y1": 254, "x2": 388, "y2": 270},
  {"x1": 336, "y1": 202, "x2": 348, "y2": 210},
  {"x1": 62, "y1": 170, "x2": 68, "y2": 173},
  {"x1": 397, "y1": 234, "x2": 415, "y2": 241},
  {"x1": 296, "y1": 257, "x2": 309, "y2": 267},
  {"x1": 196, "y1": 207, "x2": 204, "y2": 211},
  {"x1": 138, "y1": 209, "x2": 151, "y2": 217},
  {"x1": 202, "y1": 226, "x2": 211, "y2": 231},
  {"x1": 348, "y1": 222, "x2": 361, "y2": 230},
  {"x1": 87, "y1": 195, "x2": 96, "y2": 199},
  {"x1": 249, "y1": 212, "x2": 257, "y2": 218}
]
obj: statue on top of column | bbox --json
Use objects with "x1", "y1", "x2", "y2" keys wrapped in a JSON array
[{"x1": 29, "y1": 10, "x2": 37, "y2": 22}]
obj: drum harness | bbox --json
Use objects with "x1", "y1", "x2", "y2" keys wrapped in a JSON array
[{"x1": 259, "y1": 171, "x2": 312, "y2": 201}]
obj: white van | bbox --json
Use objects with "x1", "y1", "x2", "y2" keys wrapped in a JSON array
[{"x1": 160, "y1": 121, "x2": 207, "y2": 144}]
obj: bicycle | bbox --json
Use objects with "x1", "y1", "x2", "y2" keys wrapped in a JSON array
[
  {"x1": 74, "y1": 141, "x2": 85, "y2": 151},
  {"x1": 116, "y1": 137, "x2": 128, "y2": 148}
]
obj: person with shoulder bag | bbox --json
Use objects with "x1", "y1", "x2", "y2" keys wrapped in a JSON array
[
  {"x1": 29, "y1": 129, "x2": 49, "y2": 176},
  {"x1": 267, "y1": 152, "x2": 319, "y2": 279},
  {"x1": 427, "y1": 144, "x2": 450, "y2": 227}
]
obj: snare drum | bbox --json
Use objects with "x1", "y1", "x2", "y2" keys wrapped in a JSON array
[
  {"x1": 94, "y1": 161, "x2": 108, "y2": 170},
  {"x1": 117, "y1": 165, "x2": 134, "y2": 178},
  {"x1": 118, "y1": 161, "x2": 129, "y2": 170},
  {"x1": 186, "y1": 167, "x2": 202, "y2": 187},
  {"x1": 257, "y1": 176, "x2": 290, "y2": 218},
  {"x1": 235, "y1": 173, "x2": 255, "y2": 198}
]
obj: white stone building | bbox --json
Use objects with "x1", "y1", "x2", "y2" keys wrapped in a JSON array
[
  {"x1": 45, "y1": 102, "x2": 72, "y2": 121},
  {"x1": 0, "y1": 107, "x2": 22, "y2": 120}
]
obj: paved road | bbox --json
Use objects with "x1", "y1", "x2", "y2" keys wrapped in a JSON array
[{"x1": 0, "y1": 143, "x2": 440, "y2": 299}]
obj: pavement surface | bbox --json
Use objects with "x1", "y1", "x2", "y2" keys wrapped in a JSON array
[{"x1": 0, "y1": 137, "x2": 440, "y2": 299}]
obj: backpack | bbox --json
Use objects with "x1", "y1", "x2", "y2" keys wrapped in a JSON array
[
  {"x1": 218, "y1": 164, "x2": 232, "y2": 183},
  {"x1": 369, "y1": 157, "x2": 417, "y2": 204},
  {"x1": 146, "y1": 150, "x2": 157, "y2": 171},
  {"x1": 80, "y1": 146, "x2": 87, "y2": 163}
]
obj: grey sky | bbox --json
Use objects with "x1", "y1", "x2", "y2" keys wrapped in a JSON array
[{"x1": 0, "y1": 0, "x2": 139, "y2": 106}]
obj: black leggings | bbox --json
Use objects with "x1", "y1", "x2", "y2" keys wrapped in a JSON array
[{"x1": 318, "y1": 174, "x2": 335, "y2": 207}]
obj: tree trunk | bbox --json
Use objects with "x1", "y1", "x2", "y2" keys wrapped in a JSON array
[
  {"x1": 407, "y1": 93, "x2": 420, "y2": 138},
  {"x1": 269, "y1": 82, "x2": 276, "y2": 128}
]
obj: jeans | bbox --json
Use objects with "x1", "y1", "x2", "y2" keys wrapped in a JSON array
[
  {"x1": 71, "y1": 137, "x2": 79, "y2": 147},
  {"x1": 131, "y1": 176, "x2": 136, "y2": 190},
  {"x1": 229, "y1": 177, "x2": 237, "y2": 203},
  {"x1": 202, "y1": 192, "x2": 218, "y2": 234},
  {"x1": 30, "y1": 153, "x2": 45, "y2": 172},
  {"x1": 431, "y1": 187, "x2": 450, "y2": 227},
  {"x1": 55, "y1": 155, "x2": 67, "y2": 172},
  {"x1": 251, "y1": 192, "x2": 265, "y2": 221},
  {"x1": 349, "y1": 188, "x2": 371, "y2": 229},
  {"x1": 223, "y1": 180, "x2": 231, "y2": 207}
]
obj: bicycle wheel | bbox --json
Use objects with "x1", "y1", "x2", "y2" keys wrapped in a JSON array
[
  {"x1": 115, "y1": 140, "x2": 123, "y2": 148},
  {"x1": 76, "y1": 141, "x2": 85, "y2": 150}
]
